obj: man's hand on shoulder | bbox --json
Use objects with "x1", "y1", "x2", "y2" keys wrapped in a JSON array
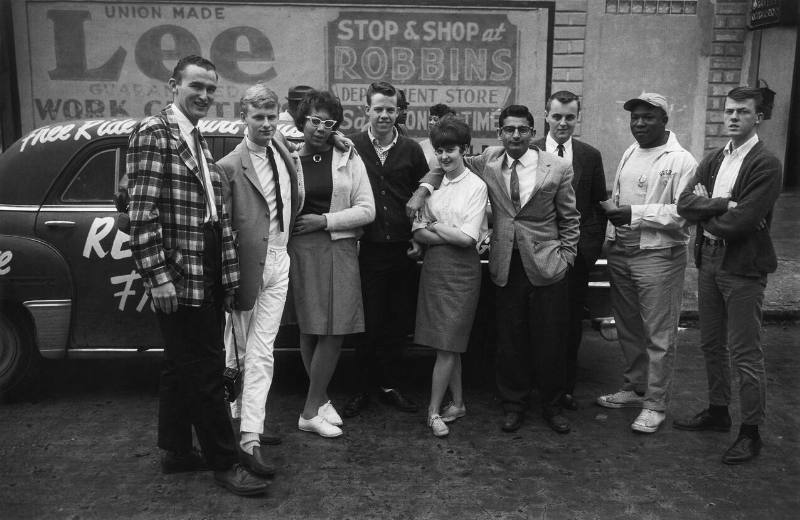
[{"x1": 151, "y1": 281, "x2": 178, "y2": 314}]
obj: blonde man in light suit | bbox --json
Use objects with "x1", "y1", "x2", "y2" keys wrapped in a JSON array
[
  {"x1": 217, "y1": 83, "x2": 303, "y2": 479},
  {"x1": 411, "y1": 104, "x2": 580, "y2": 434}
]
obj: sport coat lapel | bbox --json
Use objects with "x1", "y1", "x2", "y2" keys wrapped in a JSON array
[
  {"x1": 486, "y1": 152, "x2": 517, "y2": 215},
  {"x1": 237, "y1": 142, "x2": 267, "y2": 205},
  {"x1": 521, "y1": 148, "x2": 552, "y2": 211},
  {"x1": 571, "y1": 140, "x2": 585, "y2": 188},
  {"x1": 163, "y1": 106, "x2": 202, "y2": 178}
]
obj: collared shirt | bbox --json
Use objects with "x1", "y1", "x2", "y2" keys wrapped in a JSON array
[
  {"x1": 368, "y1": 124, "x2": 399, "y2": 166},
  {"x1": 172, "y1": 105, "x2": 217, "y2": 222},
  {"x1": 704, "y1": 133, "x2": 760, "y2": 240},
  {"x1": 412, "y1": 167, "x2": 489, "y2": 243},
  {"x1": 244, "y1": 133, "x2": 292, "y2": 247},
  {"x1": 277, "y1": 110, "x2": 305, "y2": 144},
  {"x1": 546, "y1": 133, "x2": 573, "y2": 164},
  {"x1": 712, "y1": 134, "x2": 760, "y2": 198},
  {"x1": 502, "y1": 149, "x2": 538, "y2": 208}
]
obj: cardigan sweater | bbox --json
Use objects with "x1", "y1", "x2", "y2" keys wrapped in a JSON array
[
  {"x1": 351, "y1": 131, "x2": 428, "y2": 243},
  {"x1": 677, "y1": 140, "x2": 783, "y2": 276}
]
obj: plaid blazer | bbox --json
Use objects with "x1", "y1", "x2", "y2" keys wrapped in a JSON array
[{"x1": 126, "y1": 105, "x2": 239, "y2": 307}]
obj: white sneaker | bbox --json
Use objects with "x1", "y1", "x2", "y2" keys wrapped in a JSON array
[
  {"x1": 318, "y1": 401, "x2": 343, "y2": 426},
  {"x1": 631, "y1": 409, "x2": 666, "y2": 433},
  {"x1": 596, "y1": 389, "x2": 644, "y2": 409},
  {"x1": 428, "y1": 414, "x2": 449, "y2": 437},
  {"x1": 440, "y1": 402, "x2": 466, "y2": 423},
  {"x1": 298, "y1": 415, "x2": 342, "y2": 438}
]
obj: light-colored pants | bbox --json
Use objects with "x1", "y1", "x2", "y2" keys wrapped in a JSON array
[
  {"x1": 225, "y1": 246, "x2": 290, "y2": 434},
  {"x1": 608, "y1": 242, "x2": 687, "y2": 412},
  {"x1": 698, "y1": 242, "x2": 767, "y2": 425}
]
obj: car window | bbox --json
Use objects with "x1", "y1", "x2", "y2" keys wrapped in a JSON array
[{"x1": 61, "y1": 148, "x2": 122, "y2": 203}]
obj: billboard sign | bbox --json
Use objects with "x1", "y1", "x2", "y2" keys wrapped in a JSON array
[{"x1": 12, "y1": 1, "x2": 552, "y2": 147}]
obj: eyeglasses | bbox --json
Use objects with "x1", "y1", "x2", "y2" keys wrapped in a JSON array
[
  {"x1": 428, "y1": 115, "x2": 441, "y2": 125},
  {"x1": 308, "y1": 116, "x2": 337, "y2": 129},
  {"x1": 501, "y1": 125, "x2": 533, "y2": 136}
]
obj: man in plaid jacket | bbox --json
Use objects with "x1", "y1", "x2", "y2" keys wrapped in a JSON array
[{"x1": 127, "y1": 55, "x2": 266, "y2": 496}]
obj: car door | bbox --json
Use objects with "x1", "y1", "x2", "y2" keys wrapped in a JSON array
[{"x1": 34, "y1": 138, "x2": 162, "y2": 348}]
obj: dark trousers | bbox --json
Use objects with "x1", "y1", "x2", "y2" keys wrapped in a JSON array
[
  {"x1": 698, "y1": 242, "x2": 767, "y2": 425},
  {"x1": 155, "y1": 222, "x2": 237, "y2": 471},
  {"x1": 357, "y1": 241, "x2": 418, "y2": 391},
  {"x1": 495, "y1": 250, "x2": 569, "y2": 415},
  {"x1": 565, "y1": 252, "x2": 591, "y2": 393}
]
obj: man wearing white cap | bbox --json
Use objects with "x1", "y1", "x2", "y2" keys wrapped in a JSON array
[{"x1": 596, "y1": 93, "x2": 697, "y2": 434}]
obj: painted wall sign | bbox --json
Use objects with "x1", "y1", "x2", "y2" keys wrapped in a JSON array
[{"x1": 12, "y1": 1, "x2": 551, "y2": 147}]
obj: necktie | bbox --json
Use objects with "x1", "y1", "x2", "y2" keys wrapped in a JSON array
[
  {"x1": 509, "y1": 159, "x2": 521, "y2": 212},
  {"x1": 192, "y1": 128, "x2": 215, "y2": 222},
  {"x1": 265, "y1": 145, "x2": 285, "y2": 232},
  {"x1": 557, "y1": 144, "x2": 565, "y2": 157}
]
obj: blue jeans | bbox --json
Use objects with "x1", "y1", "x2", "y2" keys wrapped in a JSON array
[{"x1": 608, "y1": 242, "x2": 687, "y2": 411}]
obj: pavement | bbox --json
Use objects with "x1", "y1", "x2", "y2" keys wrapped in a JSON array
[
  {"x1": 1, "y1": 324, "x2": 798, "y2": 519},
  {"x1": 680, "y1": 189, "x2": 800, "y2": 320}
]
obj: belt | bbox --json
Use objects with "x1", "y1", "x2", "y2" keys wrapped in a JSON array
[{"x1": 703, "y1": 237, "x2": 726, "y2": 247}]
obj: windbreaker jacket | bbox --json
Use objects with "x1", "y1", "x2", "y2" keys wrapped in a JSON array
[{"x1": 605, "y1": 131, "x2": 697, "y2": 249}]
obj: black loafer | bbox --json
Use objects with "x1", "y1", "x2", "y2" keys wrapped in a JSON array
[
  {"x1": 501, "y1": 411, "x2": 524, "y2": 432},
  {"x1": 544, "y1": 413, "x2": 571, "y2": 434},
  {"x1": 559, "y1": 393, "x2": 579, "y2": 411},
  {"x1": 259, "y1": 433, "x2": 282, "y2": 446},
  {"x1": 674, "y1": 409, "x2": 732, "y2": 432},
  {"x1": 161, "y1": 448, "x2": 209, "y2": 474},
  {"x1": 379, "y1": 388, "x2": 418, "y2": 413},
  {"x1": 238, "y1": 446, "x2": 276, "y2": 477},
  {"x1": 214, "y1": 463, "x2": 268, "y2": 496},
  {"x1": 722, "y1": 434, "x2": 762, "y2": 465},
  {"x1": 343, "y1": 392, "x2": 371, "y2": 418}
]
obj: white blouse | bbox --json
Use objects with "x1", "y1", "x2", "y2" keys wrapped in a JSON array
[{"x1": 412, "y1": 167, "x2": 488, "y2": 243}]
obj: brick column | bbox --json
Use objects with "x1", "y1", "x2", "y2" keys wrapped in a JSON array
[
  {"x1": 552, "y1": 0, "x2": 588, "y2": 135},
  {"x1": 706, "y1": 1, "x2": 749, "y2": 151}
]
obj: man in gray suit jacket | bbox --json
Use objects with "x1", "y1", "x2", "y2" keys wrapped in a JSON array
[
  {"x1": 217, "y1": 84, "x2": 303, "y2": 477},
  {"x1": 412, "y1": 105, "x2": 580, "y2": 433},
  {"x1": 532, "y1": 91, "x2": 608, "y2": 410}
]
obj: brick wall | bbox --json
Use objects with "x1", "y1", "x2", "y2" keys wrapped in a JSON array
[
  {"x1": 706, "y1": 1, "x2": 749, "y2": 151},
  {"x1": 552, "y1": 0, "x2": 588, "y2": 135}
]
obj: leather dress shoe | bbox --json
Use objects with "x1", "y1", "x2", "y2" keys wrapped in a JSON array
[
  {"x1": 238, "y1": 445, "x2": 276, "y2": 477},
  {"x1": 379, "y1": 388, "x2": 418, "y2": 413},
  {"x1": 673, "y1": 409, "x2": 731, "y2": 432},
  {"x1": 722, "y1": 434, "x2": 762, "y2": 465},
  {"x1": 501, "y1": 411, "x2": 523, "y2": 432},
  {"x1": 559, "y1": 393, "x2": 579, "y2": 411},
  {"x1": 214, "y1": 463, "x2": 268, "y2": 496},
  {"x1": 259, "y1": 433, "x2": 282, "y2": 446},
  {"x1": 544, "y1": 412, "x2": 571, "y2": 434},
  {"x1": 343, "y1": 392, "x2": 371, "y2": 418},
  {"x1": 161, "y1": 448, "x2": 209, "y2": 474}
]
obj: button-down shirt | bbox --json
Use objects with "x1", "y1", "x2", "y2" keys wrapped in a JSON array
[
  {"x1": 546, "y1": 133, "x2": 573, "y2": 164},
  {"x1": 502, "y1": 149, "x2": 538, "y2": 208},
  {"x1": 173, "y1": 105, "x2": 217, "y2": 222},
  {"x1": 704, "y1": 133, "x2": 760, "y2": 240},
  {"x1": 368, "y1": 125, "x2": 399, "y2": 165},
  {"x1": 245, "y1": 134, "x2": 292, "y2": 247}
]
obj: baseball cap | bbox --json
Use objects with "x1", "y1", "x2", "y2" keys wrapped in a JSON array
[
  {"x1": 623, "y1": 93, "x2": 669, "y2": 115},
  {"x1": 287, "y1": 85, "x2": 314, "y2": 101}
]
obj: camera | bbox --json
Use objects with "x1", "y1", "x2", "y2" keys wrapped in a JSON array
[{"x1": 223, "y1": 367, "x2": 242, "y2": 403}]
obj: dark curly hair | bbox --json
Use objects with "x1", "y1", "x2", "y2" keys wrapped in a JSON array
[{"x1": 294, "y1": 90, "x2": 344, "y2": 132}]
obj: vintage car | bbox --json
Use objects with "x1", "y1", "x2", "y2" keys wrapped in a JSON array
[{"x1": 0, "y1": 118, "x2": 613, "y2": 397}]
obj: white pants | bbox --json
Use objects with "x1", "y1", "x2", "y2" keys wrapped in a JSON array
[{"x1": 225, "y1": 246, "x2": 290, "y2": 434}]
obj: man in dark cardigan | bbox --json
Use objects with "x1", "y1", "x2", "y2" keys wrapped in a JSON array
[
  {"x1": 675, "y1": 86, "x2": 783, "y2": 465},
  {"x1": 343, "y1": 81, "x2": 429, "y2": 418}
]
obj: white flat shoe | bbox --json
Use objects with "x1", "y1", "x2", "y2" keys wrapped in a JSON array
[{"x1": 298, "y1": 415, "x2": 342, "y2": 438}]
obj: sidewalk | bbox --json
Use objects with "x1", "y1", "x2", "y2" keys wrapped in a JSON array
[{"x1": 681, "y1": 189, "x2": 800, "y2": 321}]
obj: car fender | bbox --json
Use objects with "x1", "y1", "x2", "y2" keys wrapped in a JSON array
[{"x1": 0, "y1": 235, "x2": 73, "y2": 358}]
